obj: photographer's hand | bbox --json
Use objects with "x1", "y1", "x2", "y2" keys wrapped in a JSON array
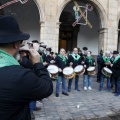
[{"x1": 29, "y1": 49, "x2": 41, "y2": 65}]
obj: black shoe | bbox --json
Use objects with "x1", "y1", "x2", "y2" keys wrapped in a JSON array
[
  {"x1": 34, "y1": 107, "x2": 41, "y2": 111},
  {"x1": 31, "y1": 112, "x2": 35, "y2": 120},
  {"x1": 111, "y1": 85, "x2": 114, "y2": 89},
  {"x1": 96, "y1": 80, "x2": 100, "y2": 83},
  {"x1": 112, "y1": 91, "x2": 117, "y2": 94},
  {"x1": 56, "y1": 93, "x2": 59, "y2": 97},
  {"x1": 62, "y1": 92, "x2": 69, "y2": 96}
]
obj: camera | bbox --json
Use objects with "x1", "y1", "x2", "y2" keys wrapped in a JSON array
[{"x1": 19, "y1": 50, "x2": 29, "y2": 54}]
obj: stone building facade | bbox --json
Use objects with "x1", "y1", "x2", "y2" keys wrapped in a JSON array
[{"x1": 1, "y1": 0, "x2": 120, "y2": 54}]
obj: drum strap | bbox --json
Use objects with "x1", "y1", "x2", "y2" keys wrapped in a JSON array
[
  {"x1": 71, "y1": 54, "x2": 80, "y2": 61},
  {"x1": 58, "y1": 54, "x2": 66, "y2": 64},
  {"x1": 113, "y1": 55, "x2": 120, "y2": 64}
]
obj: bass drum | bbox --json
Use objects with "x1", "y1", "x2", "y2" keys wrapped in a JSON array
[
  {"x1": 87, "y1": 67, "x2": 96, "y2": 75},
  {"x1": 74, "y1": 65, "x2": 85, "y2": 75},
  {"x1": 47, "y1": 65, "x2": 58, "y2": 79},
  {"x1": 63, "y1": 67, "x2": 74, "y2": 79},
  {"x1": 102, "y1": 67, "x2": 112, "y2": 77}
]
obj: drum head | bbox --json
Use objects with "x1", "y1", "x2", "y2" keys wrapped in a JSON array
[
  {"x1": 87, "y1": 67, "x2": 95, "y2": 71},
  {"x1": 63, "y1": 67, "x2": 73, "y2": 75},
  {"x1": 47, "y1": 65, "x2": 58, "y2": 74},
  {"x1": 74, "y1": 65, "x2": 83, "y2": 72},
  {"x1": 104, "y1": 67, "x2": 112, "y2": 74}
]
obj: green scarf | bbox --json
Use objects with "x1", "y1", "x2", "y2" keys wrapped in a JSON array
[
  {"x1": 103, "y1": 56, "x2": 110, "y2": 63},
  {"x1": 0, "y1": 49, "x2": 19, "y2": 68},
  {"x1": 113, "y1": 55, "x2": 120, "y2": 64},
  {"x1": 86, "y1": 56, "x2": 93, "y2": 66},
  {"x1": 44, "y1": 50, "x2": 46, "y2": 55},
  {"x1": 40, "y1": 56, "x2": 43, "y2": 63},
  {"x1": 71, "y1": 54, "x2": 80, "y2": 61},
  {"x1": 58, "y1": 54, "x2": 66, "y2": 64}
]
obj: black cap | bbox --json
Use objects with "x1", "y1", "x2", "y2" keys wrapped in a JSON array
[
  {"x1": 32, "y1": 40, "x2": 39, "y2": 43},
  {"x1": 40, "y1": 44, "x2": 47, "y2": 48},
  {"x1": 113, "y1": 51, "x2": 119, "y2": 54},
  {"x1": 50, "y1": 52, "x2": 54, "y2": 55},
  {"x1": 46, "y1": 47, "x2": 52, "y2": 52},
  {"x1": 82, "y1": 47, "x2": 88, "y2": 50}
]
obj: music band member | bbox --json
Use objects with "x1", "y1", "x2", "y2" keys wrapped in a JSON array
[
  {"x1": 68, "y1": 48, "x2": 84, "y2": 92},
  {"x1": 97, "y1": 50, "x2": 103, "y2": 83},
  {"x1": 83, "y1": 47, "x2": 88, "y2": 57},
  {"x1": 111, "y1": 51, "x2": 120, "y2": 96},
  {"x1": 83, "y1": 51, "x2": 96, "y2": 90},
  {"x1": 55, "y1": 48, "x2": 69, "y2": 97},
  {"x1": 99, "y1": 51, "x2": 111, "y2": 92},
  {"x1": 44, "y1": 47, "x2": 55, "y2": 67}
]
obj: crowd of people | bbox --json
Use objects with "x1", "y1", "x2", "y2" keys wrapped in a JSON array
[{"x1": 19, "y1": 39, "x2": 120, "y2": 99}]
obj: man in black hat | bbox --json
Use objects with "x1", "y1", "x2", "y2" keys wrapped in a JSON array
[
  {"x1": 111, "y1": 51, "x2": 120, "y2": 96},
  {"x1": 83, "y1": 47, "x2": 88, "y2": 57},
  {"x1": 0, "y1": 15, "x2": 53, "y2": 120}
]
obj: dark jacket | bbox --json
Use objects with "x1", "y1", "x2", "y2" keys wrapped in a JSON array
[
  {"x1": 99, "y1": 57, "x2": 111, "y2": 74},
  {"x1": 68, "y1": 55, "x2": 82, "y2": 68},
  {"x1": 97, "y1": 54, "x2": 103, "y2": 64},
  {"x1": 55, "y1": 55, "x2": 68, "y2": 76},
  {"x1": 0, "y1": 63, "x2": 53, "y2": 120},
  {"x1": 112, "y1": 58, "x2": 120, "y2": 77},
  {"x1": 84, "y1": 57, "x2": 96, "y2": 75}
]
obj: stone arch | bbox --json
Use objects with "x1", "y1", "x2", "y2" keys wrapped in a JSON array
[
  {"x1": 57, "y1": 0, "x2": 108, "y2": 28},
  {"x1": 33, "y1": 0, "x2": 44, "y2": 22}
]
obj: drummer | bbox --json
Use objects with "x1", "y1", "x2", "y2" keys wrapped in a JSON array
[
  {"x1": 55, "y1": 48, "x2": 69, "y2": 97},
  {"x1": 111, "y1": 51, "x2": 120, "y2": 96},
  {"x1": 83, "y1": 51, "x2": 96, "y2": 90},
  {"x1": 99, "y1": 50, "x2": 111, "y2": 92},
  {"x1": 68, "y1": 48, "x2": 84, "y2": 92}
]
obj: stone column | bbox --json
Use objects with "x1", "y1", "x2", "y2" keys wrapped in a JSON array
[
  {"x1": 39, "y1": 0, "x2": 60, "y2": 52},
  {"x1": 106, "y1": 0, "x2": 118, "y2": 51},
  {"x1": 39, "y1": 21, "x2": 60, "y2": 52},
  {"x1": 98, "y1": 28, "x2": 108, "y2": 52}
]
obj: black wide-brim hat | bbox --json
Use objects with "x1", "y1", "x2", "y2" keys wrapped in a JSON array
[
  {"x1": 113, "y1": 51, "x2": 119, "y2": 54},
  {"x1": 0, "y1": 15, "x2": 30, "y2": 43}
]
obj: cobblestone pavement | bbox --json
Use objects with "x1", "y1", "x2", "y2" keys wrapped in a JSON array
[{"x1": 34, "y1": 76, "x2": 120, "y2": 120}]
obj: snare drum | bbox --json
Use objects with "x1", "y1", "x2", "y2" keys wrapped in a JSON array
[
  {"x1": 87, "y1": 67, "x2": 96, "y2": 75},
  {"x1": 74, "y1": 65, "x2": 85, "y2": 75},
  {"x1": 47, "y1": 65, "x2": 58, "y2": 79},
  {"x1": 102, "y1": 67, "x2": 112, "y2": 77},
  {"x1": 63, "y1": 67, "x2": 74, "y2": 79}
]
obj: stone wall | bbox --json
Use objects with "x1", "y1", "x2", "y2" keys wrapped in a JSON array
[{"x1": 35, "y1": 0, "x2": 119, "y2": 53}]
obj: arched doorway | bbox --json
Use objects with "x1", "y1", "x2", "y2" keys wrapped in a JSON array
[
  {"x1": 118, "y1": 20, "x2": 120, "y2": 52},
  {"x1": 59, "y1": 0, "x2": 107, "y2": 55},
  {"x1": 0, "y1": 0, "x2": 40, "y2": 41}
]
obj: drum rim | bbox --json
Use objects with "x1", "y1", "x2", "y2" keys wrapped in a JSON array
[
  {"x1": 87, "y1": 67, "x2": 95, "y2": 71},
  {"x1": 74, "y1": 65, "x2": 84, "y2": 72},
  {"x1": 103, "y1": 67, "x2": 112, "y2": 73},
  {"x1": 47, "y1": 65, "x2": 59, "y2": 74},
  {"x1": 63, "y1": 67, "x2": 74, "y2": 75}
]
